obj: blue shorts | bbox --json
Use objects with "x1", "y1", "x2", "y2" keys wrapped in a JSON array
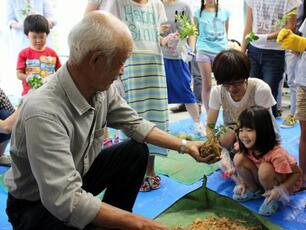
[{"x1": 0, "y1": 109, "x2": 12, "y2": 143}]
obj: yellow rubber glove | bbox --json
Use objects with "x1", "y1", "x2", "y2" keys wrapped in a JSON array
[{"x1": 277, "y1": 28, "x2": 306, "y2": 52}]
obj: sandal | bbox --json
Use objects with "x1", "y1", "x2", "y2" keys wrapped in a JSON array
[
  {"x1": 139, "y1": 179, "x2": 151, "y2": 192},
  {"x1": 258, "y1": 197, "x2": 279, "y2": 216},
  {"x1": 232, "y1": 189, "x2": 262, "y2": 202},
  {"x1": 147, "y1": 175, "x2": 161, "y2": 190},
  {"x1": 139, "y1": 176, "x2": 161, "y2": 192},
  {"x1": 103, "y1": 138, "x2": 113, "y2": 148}
]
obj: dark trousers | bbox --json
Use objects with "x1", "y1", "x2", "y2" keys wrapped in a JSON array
[
  {"x1": 247, "y1": 44, "x2": 285, "y2": 117},
  {"x1": 6, "y1": 140, "x2": 149, "y2": 230}
]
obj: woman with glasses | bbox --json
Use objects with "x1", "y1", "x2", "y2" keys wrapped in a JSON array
[{"x1": 206, "y1": 49, "x2": 276, "y2": 151}]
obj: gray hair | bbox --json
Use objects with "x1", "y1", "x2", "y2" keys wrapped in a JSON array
[{"x1": 68, "y1": 11, "x2": 132, "y2": 64}]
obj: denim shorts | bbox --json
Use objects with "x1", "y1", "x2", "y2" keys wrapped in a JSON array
[
  {"x1": 0, "y1": 109, "x2": 12, "y2": 142},
  {"x1": 196, "y1": 51, "x2": 216, "y2": 64}
]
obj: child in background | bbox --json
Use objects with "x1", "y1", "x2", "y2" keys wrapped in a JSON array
[
  {"x1": 193, "y1": 0, "x2": 230, "y2": 117},
  {"x1": 107, "y1": 0, "x2": 169, "y2": 192},
  {"x1": 233, "y1": 106, "x2": 302, "y2": 216},
  {"x1": 277, "y1": 16, "x2": 306, "y2": 188},
  {"x1": 161, "y1": 0, "x2": 203, "y2": 135},
  {"x1": 16, "y1": 14, "x2": 61, "y2": 96}
]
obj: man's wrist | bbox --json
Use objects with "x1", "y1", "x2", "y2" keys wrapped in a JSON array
[{"x1": 178, "y1": 139, "x2": 188, "y2": 154}]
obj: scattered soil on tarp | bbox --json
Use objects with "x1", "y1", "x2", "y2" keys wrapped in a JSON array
[{"x1": 172, "y1": 216, "x2": 261, "y2": 230}]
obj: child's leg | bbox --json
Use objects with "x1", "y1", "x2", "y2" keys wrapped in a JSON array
[
  {"x1": 233, "y1": 153, "x2": 260, "y2": 192},
  {"x1": 146, "y1": 155, "x2": 156, "y2": 177},
  {"x1": 197, "y1": 62, "x2": 212, "y2": 114},
  {"x1": 185, "y1": 103, "x2": 200, "y2": 123},
  {"x1": 257, "y1": 162, "x2": 285, "y2": 190},
  {"x1": 140, "y1": 155, "x2": 161, "y2": 191}
]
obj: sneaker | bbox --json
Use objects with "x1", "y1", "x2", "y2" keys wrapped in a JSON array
[
  {"x1": 258, "y1": 198, "x2": 279, "y2": 216},
  {"x1": 281, "y1": 115, "x2": 297, "y2": 128},
  {"x1": 170, "y1": 104, "x2": 186, "y2": 113},
  {"x1": 195, "y1": 123, "x2": 206, "y2": 136},
  {"x1": 0, "y1": 154, "x2": 11, "y2": 166},
  {"x1": 232, "y1": 189, "x2": 262, "y2": 202}
]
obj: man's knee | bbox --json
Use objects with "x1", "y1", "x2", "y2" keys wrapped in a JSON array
[{"x1": 127, "y1": 140, "x2": 149, "y2": 161}]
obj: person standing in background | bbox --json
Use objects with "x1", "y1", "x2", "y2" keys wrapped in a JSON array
[
  {"x1": 6, "y1": 0, "x2": 56, "y2": 57},
  {"x1": 0, "y1": 88, "x2": 15, "y2": 166},
  {"x1": 107, "y1": 0, "x2": 169, "y2": 192},
  {"x1": 241, "y1": 0, "x2": 301, "y2": 118},
  {"x1": 161, "y1": 0, "x2": 203, "y2": 135},
  {"x1": 193, "y1": 0, "x2": 230, "y2": 122},
  {"x1": 281, "y1": 1, "x2": 305, "y2": 128}
]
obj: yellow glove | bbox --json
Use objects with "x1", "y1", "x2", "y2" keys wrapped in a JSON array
[{"x1": 277, "y1": 28, "x2": 306, "y2": 52}]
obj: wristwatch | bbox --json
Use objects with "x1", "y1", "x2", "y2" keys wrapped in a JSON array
[{"x1": 178, "y1": 139, "x2": 187, "y2": 154}]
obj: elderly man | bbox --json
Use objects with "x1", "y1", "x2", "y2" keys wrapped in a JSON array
[{"x1": 5, "y1": 11, "x2": 213, "y2": 230}]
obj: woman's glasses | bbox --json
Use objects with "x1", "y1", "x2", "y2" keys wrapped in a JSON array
[{"x1": 223, "y1": 79, "x2": 247, "y2": 89}]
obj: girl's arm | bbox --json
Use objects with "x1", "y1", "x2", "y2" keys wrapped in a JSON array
[
  {"x1": 267, "y1": 13, "x2": 297, "y2": 40},
  {"x1": 17, "y1": 69, "x2": 27, "y2": 81},
  {"x1": 192, "y1": 16, "x2": 199, "y2": 52},
  {"x1": 241, "y1": 6, "x2": 253, "y2": 53},
  {"x1": 225, "y1": 19, "x2": 229, "y2": 38},
  {"x1": 206, "y1": 108, "x2": 219, "y2": 137}
]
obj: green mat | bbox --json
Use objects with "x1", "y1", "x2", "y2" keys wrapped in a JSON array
[
  {"x1": 156, "y1": 177, "x2": 282, "y2": 230},
  {"x1": 155, "y1": 150, "x2": 219, "y2": 185}
]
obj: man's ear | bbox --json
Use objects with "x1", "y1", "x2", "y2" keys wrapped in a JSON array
[{"x1": 89, "y1": 51, "x2": 102, "y2": 66}]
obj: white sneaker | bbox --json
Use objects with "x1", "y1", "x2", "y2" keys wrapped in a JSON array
[
  {"x1": 195, "y1": 123, "x2": 206, "y2": 136},
  {"x1": 0, "y1": 154, "x2": 11, "y2": 166}
]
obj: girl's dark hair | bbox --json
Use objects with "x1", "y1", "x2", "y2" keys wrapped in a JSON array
[
  {"x1": 212, "y1": 49, "x2": 250, "y2": 85},
  {"x1": 24, "y1": 14, "x2": 50, "y2": 36},
  {"x1": 237, "y1": 106, "x2": 279, "y2": 156},
  {"x1": 200, "y1": 0, "x2": 219, "y2": 17}
]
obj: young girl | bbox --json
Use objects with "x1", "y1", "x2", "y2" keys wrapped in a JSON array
[
  {"x1": 193, "y1": 0, "x2": 230, "y2": 116},
  {"x1": 233, "y1": 106, "x2": 302, "y2": 216},
  {"x1": 107, "y1": 0, "x2": 169, "y2": 192},
  {"x1": 161, "y1": 0, "x2": 203, "y2": 135}
]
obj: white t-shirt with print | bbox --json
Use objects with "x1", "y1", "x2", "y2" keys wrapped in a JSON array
[
  {"x1": 209, "y1": 78, "x2": 276, "y2": 110},
  {"x1": 246, "y1": 0, "x2": 301, "y2": 50},
  {"x1": 107, "y1": 0, "x2": 167, "y2": 55}
]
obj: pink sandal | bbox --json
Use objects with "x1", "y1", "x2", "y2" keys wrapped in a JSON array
[{"x1": 139, "y1": 176, "x2": 161, "y2": 192}]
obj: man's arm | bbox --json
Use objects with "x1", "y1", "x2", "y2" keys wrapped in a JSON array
[
  {"x1": 92, "y1": 202, "x2": 168, "y2": 230},
  {"x1": 144, "y1": 127, "x2": 214, "y2": 163}
]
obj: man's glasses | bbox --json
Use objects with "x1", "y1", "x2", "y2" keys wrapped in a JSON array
[{"x1": 223, "y1": 79, "x2": 247, "y2": 89}]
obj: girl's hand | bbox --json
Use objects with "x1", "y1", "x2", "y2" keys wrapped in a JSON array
[
  {"x1": 233, "y1": 184, "x2": 246, "y2": 195},
  {"x1": 263, "y1": 185, "x2": 289, "y2": 203}
]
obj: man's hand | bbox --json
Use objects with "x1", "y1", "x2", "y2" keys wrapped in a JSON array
[
  {"x1": 185, "y1": 141, "x2": 215, "y2": 163},
  {"x1": 128, "y1": 214, "x2": 168, "y2": 230},
  {"x1": 277, "y1": 28, "x2": 306, "y2": 52}
]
